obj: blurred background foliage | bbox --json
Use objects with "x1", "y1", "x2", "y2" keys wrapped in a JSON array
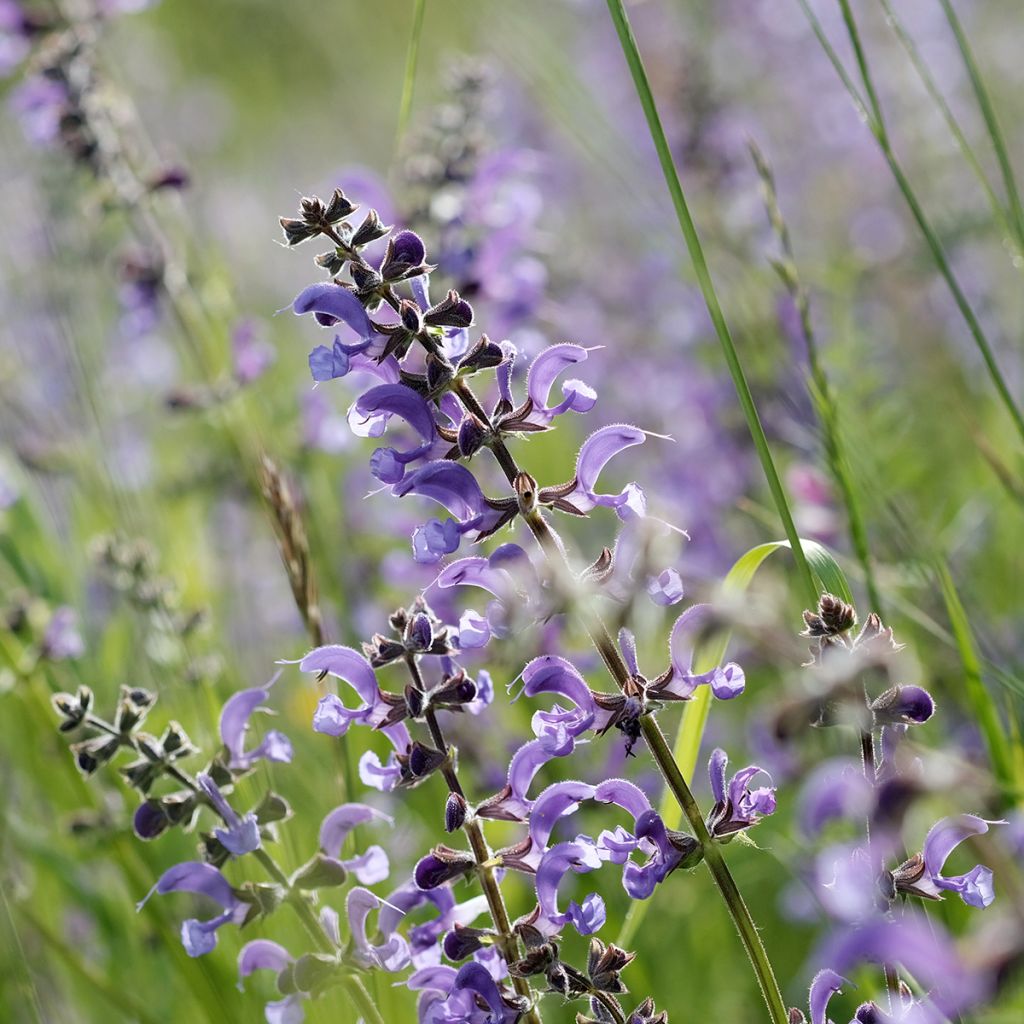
[{"x1": 1, "y1": 0, "x2": 1022, "y2": 1021}]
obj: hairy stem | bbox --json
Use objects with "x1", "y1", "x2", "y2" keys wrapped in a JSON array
[
  {"x1": 405, "y1": 657, "x2": 540, "y2": 1022},
  {"x1": 451, "y1": 379, "x2": 788, "y2": 1024}
]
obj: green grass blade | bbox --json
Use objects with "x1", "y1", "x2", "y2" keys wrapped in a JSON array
[
  {"x1": 937, "y1": 0, "x2": 1024, "y2": 246},
  {"x1": 604, "y1": 0, "x2": 817, "y2": 606},
  {"x1": 876, "y1": 0, "x2": 1022, "y2": 258},
  {"x1": 935, "y1": 559, "x2": 1017, "y2": 794},
  {"x1": 798, "y1": 0, "x2": 1024, "y2": 446},
  {"x1": 395, "y1": 0, "x2": 427, "y2": 147}
]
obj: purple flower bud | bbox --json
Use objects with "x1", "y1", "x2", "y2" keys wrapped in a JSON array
[
  {"x1": 870, "y1": 685, "x2": 935, "y2": 726},
  {"x1": 406, "y1": 612, "x2": 434, "y2": 652},
  {"x1": 415, "y1": 851, "x2": 475, "y2": 890},
  {"x1": 133, "y1": 799, "x2": 169, "y2": 840},
  {"x1": 445, "y1": 792, "x2": 468, "y2": 833}
]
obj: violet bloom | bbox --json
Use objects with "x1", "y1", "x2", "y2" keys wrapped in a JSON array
[
  {"x1": 380, "y1": 881, "x2": 488, "y2": 968},
  {"x1": 899, "y1": 814, "x2": 1002, "y2": 908},
  {"x1": 318, "y1": 803, "x2": 393, "y2": 885},
  {"x1": 798, "y1": 759, "x2": 874, "y2": 836},
  {"x1": 520, "y1": 655, "x2": 614, "y2": 754},
  {"x1": 358, "y1": 721, "x2": 412, "y2": 793},
  {"x1": 237, "y1": 940, "x2": 305, "y2": 1024},
  {"x1": 706, "y1": 747, "x2": 776, "y2": 838},
  {"x1": 346, "y1": 887, "x2": 411, "y2": 972},
  {"x1": 663, "y1": 603, "x2": 746, "y2": 700},
  {"x1": 475, "y1": 738, "x2": 563, "y2": 822},
  {"x1": 292, "y1": 281, "x2": 378, "y2": 362},
  {"x1": 522, "y1": 343, "x2": 599, "y2": 425},
  {"x1": 413, "y1": 961, "x2": 522, "y2": 1024},
  {"x1": 535, "y1": 840, "x2": 605, "y2": 936},
  {"x1": 137, "y1": 861, "x2": 246, "y2": 957},
  {"x1": 40, "y1": 606, "x2": 85, "y2": 660},
  {"x1": 232, "y1": 318, "x2": 275, "y2": 384},
  {"x1": 219, "y1": 677, "x2": 293, "y2": 772},
  {"x1": 354, "y1": 383, "x2": 439, "y2": 484},
  {"x1": 646, "y1": 567, "x2": 684, "y2": 606},
  {"x1": 560, "y1": 424, "x2": 649, "y2": 520},
  {"x1": 808, "y1": 968, "x2": 851, "y2": 1024},
  {"x1": 293, "y1": 645, "x2": 389, "y2": 736},
  {"x1": 197, "y1": 772, "x2": 261, "y2": 856},
  {"x1": 393, "y1": 461, "x2": 513, "y2": 563}
]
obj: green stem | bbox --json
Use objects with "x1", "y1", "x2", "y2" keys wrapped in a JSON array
[
  {"x1": 936, "y1": 0, "x2": 1024, "y2": 246},
  {"x1": 406, "y1": 658, "x2": 540, "y2": 1022},
  {"x1": 453, "y1": 375, "x2": 788, "y2": 1022},
  {"x1": 807, "y1": 0, "x2": 1024, "y2": 445},
  {"x1": 876, "y1": 0, "x2": 1023, "y2": 260},
  {"x1": 603, "y1": 0, "x2": 817, "y2": 606},
  {"x1": 396, "y1": 0, "x2": 427, "y2": 146}
]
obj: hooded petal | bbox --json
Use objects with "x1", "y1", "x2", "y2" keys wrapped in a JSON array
[
  {"x1": 297, "y1": 645, "x2": 379, "y2": 706},
  {"x1": 293, "y1": 281, "x2": 373, "y2": 338},
  {"x1": 238, "y1": 939, "x2": 293, "y2": 984},
  {"x1": 354, "y1": 384, "x2": 438, "y2": 443},
  {"x1": 393, "y1": 461, "x2": 488, "y2": 521},
  {"x1": 809, "y1": 968, "x2": 850, "y2": 1024},
  {"x1": 319, "y1": 803, "x2": 393, "y2": 859}
]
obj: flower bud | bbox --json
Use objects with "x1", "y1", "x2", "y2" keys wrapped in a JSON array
[{"x1": 444, "y1": 792, "x2": 468, "y2": 833}]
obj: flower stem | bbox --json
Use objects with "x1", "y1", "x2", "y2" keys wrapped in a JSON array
[
  {"x1": 405, "y1": 657, "x2": 541, "y2": 1023},
  {"x1": 451, "y1": 380, "x2": 788, "y2": 1024},
  {"x1": 602, "y1": 0, "x2": 817, "y2": 606}
]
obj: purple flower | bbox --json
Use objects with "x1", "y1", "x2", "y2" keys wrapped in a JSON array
[
  {"x1": 413, "y1": 961, "x2": 522, "y2": 1023},
  {"x1": 520, "y1": 655, "x2": 613, "y2": 753},
  {"x1": 237, "y1": 940, "x2": 305, "y2": 1024},
  {"x1": 197, "y1": 772, "x2": 261, "y2": 856},
  {"x1": 808, "y1": 968, "x2": 851, "y2": 1024},
  {"x1": 219, "y1": 677, "x2": 293, "y2": 772},
  {"x1": 475, "y1": 738, "x2": 562, "y2": 822},
  {"x1": 646, "y1": 567, "x2": 684, "y2": 606},
  {"x1": 561, "y1": 424, "x2": 649, "y2": 520},
  {"x1": 436, "y1": 543, "x2": 540, "y2": 642},
  {"x1": 663, "y1": 604, "x2": 746, "y2": 700},
  {"x1": 916, "y1": 814, "x2": 1002, "y2": 908},
  {"x1": 354, "y1": 384, "x2": 440, "y2": 483},
  {"x1": 292, "y1": 645, "x2": 389, "y2": 736},
  {"x1": 393, "y1": 461, "x2": 513, "y2": 563},
  {"x1": 318, "y1": 803, "x2": 393, "y2": 885},
  {"x1": 293, "y1": 280, "x2": 375, "y2": 337},
  {"x1": 137, "y1": 861, "x2": 246, "y2": 957},
  {"x1": 535, "y1": 841, "x2": 605, "y2": 935},
  {"x1": 870, "y1": 685, "x2": 935, "y2": 727},
  {"x1": 358, "y1": 723, "x2": 412, "y2": 792},
  {"x1": 381, "y1": 882, "x2": 488, "y2": 968},
  {"x1": 706, "y1": 747, "x2": 776, "y2": 837},
  {"x1": 346, "y1": 887, "x2": 411, "y2": 972},
  {"x1": 40, "y1": 606, "x2": 84, "y2": 660},
  {"x1": 523, "y1": 343, "x2": 599, "y2": 425},
  {"x1": 814, "y1": 913, "x2": 987, "y2": 1019}
]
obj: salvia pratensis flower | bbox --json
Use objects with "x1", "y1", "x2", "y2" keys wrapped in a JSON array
[
  {"x1": 137, "y1": 861, "x2": 247, "y2": 957},
  {"x1": 197, "y1": 772, "x2": 261, "y2": 856},
  {"x1": 237, "y1": 940, "x2": 306, "y2": 1024},
  {"x1": 893, "y1": 814, "x2": 1003, "y2": 908},
  {"x1": 219, "y1": 676, "x2": 293, "y2": 772},
  {"x1": 705, "y1": 747, "x2": 777, "y2": 838},
  {"x1": 317, "y1": 802, "x2": 393, "y2": 885}
]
